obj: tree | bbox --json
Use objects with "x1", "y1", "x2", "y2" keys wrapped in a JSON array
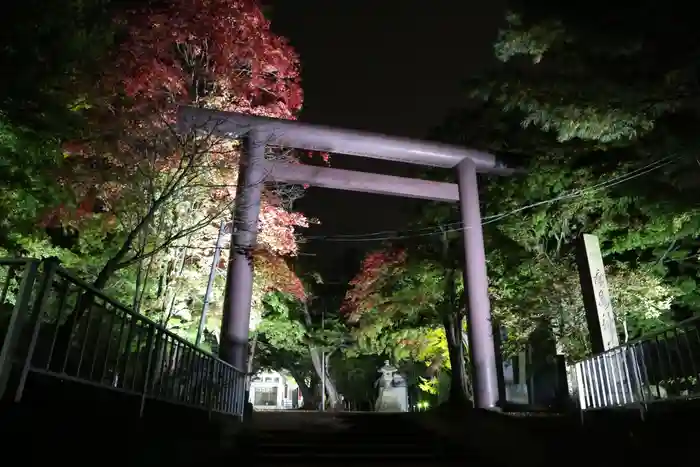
[
  {"x1": 0, "y1": 0, "x2": 115, "y2": 258},
  {"x1": 12, "y1": 0, "x2": 309, "y2": 285},
  {"x1": 467, "y1": 1, "x2": 700, "y2": 321},
  {"x1": 254, "y1": 291, "x2": 320, "y2": 408},
  {"x1": 49, "y1": 0, "x2": 309, "y2": 287},
  {"x1": 0, "y1": 0, "x2": 319, "y2": 357},
  {"x1": 466, "y1": 2, "x2": 700, "y2": 282},
  {"x1": 297, "y1": 279, "x2": 351, "y2": 410},
  {"x1": 487, "y1": 248, "x2": 679, "y2": 362},
  {"x1": 343, "y1": 245, "x2": 473, "y2": 405},
  {"x1": 411, "y1": 2, "x2": 700, "y2": 371},
  {"x1": 474, "y1": 1, "x2": 700, "y2": 144},
  {"x1": 253, "y1": 291, "x2": 346, "y2": 410},
  {"x1": 425, "y1": 107, "x2": 689, "y2": 363},
  {"x1": 250, "y1": 265, "x2": 357, "y2": 410},
  {"x1": 0, "y1": 0, "x2": 113, "y2": 135},
  {"x1": 112, "y1": 0, "x2": 303, "y2": 119}
]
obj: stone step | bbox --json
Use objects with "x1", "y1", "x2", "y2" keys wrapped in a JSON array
[
  {"x1": 255, "y1": 441, "x2": 438, "y2": 453},
  {"x1": 254, "y1": 426, "x2": 431, "y2": 437},
  {"x1": 245, "y1": 411, "x2": 464, "y2": 463},
  {"x1": 248, "y1": 432, "x2": 458, "y2": 461},
  {"x1": 254, "y1": 451, "x2": 447, "y2": 461}
]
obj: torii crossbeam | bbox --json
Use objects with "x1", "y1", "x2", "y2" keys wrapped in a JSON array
[{"x1": 178, "y1": 106, "x2": 517, "y2": 409}]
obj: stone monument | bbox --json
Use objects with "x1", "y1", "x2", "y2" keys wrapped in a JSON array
[
  {"x1": 374, "y1": 361, "x2": 409, "y2": 412},
  {"x1": 575, "y1": 234, "x2": 643, "y2": 407},
  {"x1": 576, "y1": 234, "x2": 619, "y2": 353}
]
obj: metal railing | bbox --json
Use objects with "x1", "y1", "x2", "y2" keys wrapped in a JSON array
[
  {"x1": 570, "y1": 315, "x2": 700, "y2": 411},
  {"x1": 0, "y1": 258, "x2": 246, "y2": 418},
  {"x1": 0, "y1": 258, "x2": 39, "y2": 399}
]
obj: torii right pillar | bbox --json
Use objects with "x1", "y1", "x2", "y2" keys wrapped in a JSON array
[{"x1": 457, "y1": 158, "x2": 500, "y2": 409}]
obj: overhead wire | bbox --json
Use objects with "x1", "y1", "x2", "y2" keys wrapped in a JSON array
[
  {"x1": 163, "y1": 155, "x2": 678, "y2": 252},
  {"x1": 304, "y1": 157, "x2": 670, "y2": 240},
  {"x1": 301, "y1": 155, "x2": 678, "y2": 243}
]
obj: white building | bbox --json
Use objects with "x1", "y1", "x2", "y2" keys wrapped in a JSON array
[{"x1": 249, "y1": 370, "x2": 302, "y2": 410}]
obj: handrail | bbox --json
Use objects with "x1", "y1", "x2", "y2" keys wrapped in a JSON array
[
  {"x1": 0, "y1": 257, "x2": 247, "y2": 417},
  {"x1": 0, "y1": 258, "x2": 39, "y2": 400},
  {"x1": 570, "y1": 314, "x2": 700, "y2": 411},
  {"x1": 54, "y1": 264, "x2": 244, "y2": 374},
  {"x1": 579, "y1": 314, "x2": 700, "y2": 362}
]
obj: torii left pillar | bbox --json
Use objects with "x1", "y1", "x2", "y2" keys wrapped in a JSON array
[{"x1": 219, "y1": 130, "x2": 266, "y2": 372}]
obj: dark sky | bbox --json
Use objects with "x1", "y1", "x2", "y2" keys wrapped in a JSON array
[{"x1": 265, "y1": 1, "x2": 505, "y2": 279}]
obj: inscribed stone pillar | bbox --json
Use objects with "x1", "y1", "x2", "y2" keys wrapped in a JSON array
[{"x1": 576, "y1": 234, "x2": 619, "y2": 353}]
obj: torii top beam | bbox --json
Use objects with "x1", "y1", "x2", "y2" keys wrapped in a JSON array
[{"x1": 177, "y1": 106, "x2": 514, "y2": 174}]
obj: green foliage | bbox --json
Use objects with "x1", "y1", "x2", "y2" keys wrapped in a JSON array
[
  {"x1": 0, "y1": 0, "x2": 112, "y2": 259},
  {"x1": 0, "y1": 0, "x2": 114, "y2": 134},
  {"x1": 7, "y1": 0, "x2": 700, "y2": 408},
  {"x1": 473, "y1": 3, "x2": 696, "y2": 143},
  {"x1": 343, "y1": 4, "x2": 700, "y2": 393},
  {"x1": 428, "y1": 2, "x2": 700, "y2": 364},
  {"x1": 0, "y1": 0, "x2": 311, "y2": 348},
  {"x1": 257, "y1": 292, "x2": 307, "y2": 356}
]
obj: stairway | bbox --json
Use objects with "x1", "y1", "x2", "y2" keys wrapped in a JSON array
[{"x1": 243, "y1": 411, "x2": 475, "y2": 464}]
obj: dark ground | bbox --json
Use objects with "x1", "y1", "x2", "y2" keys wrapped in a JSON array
[
  {"x1": 0, "y1": 371, "x2": 242, "y2": 466},
  {"x1": 1, "y1": 370, "x2": 697, "y2": 466}
]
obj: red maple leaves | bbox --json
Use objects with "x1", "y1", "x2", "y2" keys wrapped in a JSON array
[
  {"x1": 42, "y1": 0, "x2": 318, "y2": 307},
  {"x1": 254, "y1": 249, "x2": 306, "y2": 300},
  {"x1": 114, "y1": 0, "x2": 303, "y2": 120},
  {"x1": 109, "y1": 0, "x2": 312, "y2": 256},
  {"x1": 342, "y1": 249, "x2": 407, "y2": 320},
  {"x1": 304, "y1": 151, "x2": 331, "y2": 164},
  {"x1": 257, "y1": 202, "x2": 309, "y2": 255},
  {"x1": 48, "y1": 0, "x2": 313, "y2": 247}
]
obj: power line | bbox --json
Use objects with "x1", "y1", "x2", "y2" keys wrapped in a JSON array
[
  {"x1": 301, "y1": 156, "x2": 677, "y2": 243},
  {"x1": 155, "y1": 156, "x2": 678, "y2": 252}
]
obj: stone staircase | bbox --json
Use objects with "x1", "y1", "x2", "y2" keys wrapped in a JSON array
[{"x1": 242, "y1": 411, "x2": 478, "y2": 464}]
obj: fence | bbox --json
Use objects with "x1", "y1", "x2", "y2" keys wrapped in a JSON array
[
  {"x1": 570, "y1": 315, "x2": 700, "y2": 411},
  {"x1": 0, "y1": 258, "x2": 246, "y2": 418}
]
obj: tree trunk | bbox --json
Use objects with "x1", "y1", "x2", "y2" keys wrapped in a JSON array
[
  {"x1": 309, "y1": 347, "x2": 340, "y2": 409},
  {"x1": 443, "y1": 312, "x2": 471, "y2": 406},
  {"x1": 133, "y1": 258, "x2": 144, "y2": 312},
  {"x1": 299, "y1": 385, "x2": 317, "y2": 409},
  {"x1": 132, "y1": 226, "x2": 151, "y2": 313},
  {"x1": 247, "y1": 333, "x2": 258, "y2": 376},
  {"x1": 442, "y1": 250, "x2": 471, "y2": 406},
  {"x1": 324, "y1": 358, "x2": 342, "y2": 410},
  {"x1": 461, "y1": 330, "x2": 474, "y2": 399},
  {"x1": 163, "y1": 243, "x2": 190, "y2": 325},
  {"x1": 289, "y1": 368, "x2": 318, "y2": 409},
  {"x1": 300, "y1": 302, "x2": 340, "y2": 409},
  {"x1": 425, "y1": 354, "x2": 445, "y2": 379}
]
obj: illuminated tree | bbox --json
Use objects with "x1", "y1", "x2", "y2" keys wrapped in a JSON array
[
  {"x1": 27, "y1": 0, "x2": 312, "y2": 293},
  {"x1": 1, "y1": 0, "x2": 315, "y2": 349},
  {"x1": 343, "y1": 243, "x2": 473, "y2": 405}
]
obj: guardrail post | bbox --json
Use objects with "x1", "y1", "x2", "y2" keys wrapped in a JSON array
[
  {"x1": 0, "y1": 259, "x2": 39, "y2": 401},
  {"x1": 139, "y1": 323, "x2": 156, "y2": 418},
  {"x1": 627, "y1": 344, "x2": 648, "y2": 420},
  {"x1": 15, "y1": 258, "x2": 59, "y2": 402},
  {"x1": 206, "y1": 358, "x2": 215, "y2": 420}
]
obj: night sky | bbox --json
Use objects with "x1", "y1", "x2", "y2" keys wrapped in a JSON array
[{"x1": 266, "y1": 1, "x2": 505, "y2": 279}]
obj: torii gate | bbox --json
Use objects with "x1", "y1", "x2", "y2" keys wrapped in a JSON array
[{"x1": 178, "y1": 106, "x2": 516, "y2": 409}]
